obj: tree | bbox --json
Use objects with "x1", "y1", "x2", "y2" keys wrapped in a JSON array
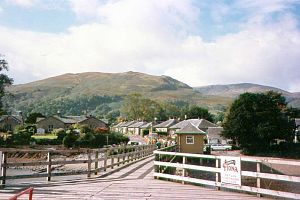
[
  {"x1": 25, "y1": 112, "x2": 45, "y2": 124},
  {"x1": 186, "y1": 105, "x2": 213, "y2": 121},
  {"x1": 0, "y1": 55, "x2": 13, "y2": 114},
  {"x1": 121, "y1": 93, "x2": 161, "y2": 121},
  {"x1": 222, "y1": 91, "x2": 293, "y2": 154}
]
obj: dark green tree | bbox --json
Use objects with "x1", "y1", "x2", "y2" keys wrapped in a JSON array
[
  {"x1": 25, "y1": 112, "x2": 45, "y2": 124},
  {"x1": 186, "y1": 105, "x2": 213, "y2": 121},
  {"x1": 0, "y1": 55, "x2": 13, "y2": 114},
  {"x1": 222, "y1": 91, "x2": 294, "y2": 154},
  {"x1": 121, "y1": 93, "x2": 161, "y2": 121}
]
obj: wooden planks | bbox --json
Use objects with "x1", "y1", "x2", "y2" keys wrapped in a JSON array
[{"x1": 0, "y1": 156, "x2": 269, "y2": 200}]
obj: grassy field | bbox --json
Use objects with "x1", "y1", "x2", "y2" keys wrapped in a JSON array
[{"x1": 31, "y1": 134, "x2": 57, "y2": 140}]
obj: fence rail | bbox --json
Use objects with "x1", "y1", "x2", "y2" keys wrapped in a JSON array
[
  {"x1": 0, "y1": 144, "x2": 156, "y2": 187},
  {"x1": 154, "y1": 149, "x2": 300, "y2": 199}
]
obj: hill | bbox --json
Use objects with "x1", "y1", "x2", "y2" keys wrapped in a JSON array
[
  {"x1": 7, "y1": 72, "x2": 232, "y2": 117},
  {"x1": 193, "y1": 83, "x2": 294, "y2": 98},
  {"x1": 6, "y1": 72, "x2": 300, "y2": 118}
]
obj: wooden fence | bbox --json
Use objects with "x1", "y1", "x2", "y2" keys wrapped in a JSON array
[
  {"x1": 0, "y1": 144, "x2": 156, "y2": 187},
  {"x1": 154, "y1": 149, "x2": 300, "y2": 199}
]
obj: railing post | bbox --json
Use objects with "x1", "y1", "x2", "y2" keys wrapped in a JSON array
[
  {"x1": 257, "y1": 162, "x2": 261, "y2": 197},
  {"x1": 111, "y1": 149, "x2": 114, "y2": 169},
  {"x1": 87, "y1": 150, "x2": 92, "y2": 178},
  {"x1": 46, "y1": 152, "x2": 51, "y2": 181},
  {"x1": 104, "y1": 149, "x2": 108, "y2": 172},
  {"x1": 94, "y1": 150, "x2": 99, "y2": 175},
  {"x1": 1, "y1": 152, "x2": 7, "y2": 188},
  {"x1": 182, "y1": 156, "x2": 186, "y2": 184},
  {"x1": 123, "y1": 146, "x2": 126, "y2": 164},
  {"x1": 117, "y1": 148, "x2": 120, "y2": 166},
  {"x1": 216, "y1": 158, "x2": 220, "y2": 190}
]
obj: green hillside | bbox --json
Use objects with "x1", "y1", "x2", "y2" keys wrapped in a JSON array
[
  {"x1": 6, "y1": 72, "x2": 300, "y2": 118},
  {"x1": 7, "y1": 72, "x2": 232, "y2": 117}
]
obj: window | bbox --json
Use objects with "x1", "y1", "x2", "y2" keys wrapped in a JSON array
[
  {"x1": 186, "y1": 136, "x2": 194, "y2": 144},
  {"x1": 48, "y1": 125, "x2": 54, "y2": 132}
]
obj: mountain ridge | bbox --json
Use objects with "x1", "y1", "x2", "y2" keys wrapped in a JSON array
[{"x1": 7, "y1": 71, "x2": 300, "y2": 116}]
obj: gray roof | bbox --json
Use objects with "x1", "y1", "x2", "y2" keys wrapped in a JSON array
[
  {"x1": 113, "y1": 121, "x2": 126, "y2": 128},
  {"x1": 0, "y1": 115, "x2": 23, "y2": 123},
  {"x1": 176, "y1": 122, "x2": 206, "y2": 134},
  {"x1": 140, "y1": 122, "x2": 152, "y2": 129},
  {"x1": 153, "y1": 119, "x2": 177, "y2": 128},
  {"x1": 128, "y1": 121, "x2": 147, "y2": 128},
  {"x1": 207, "y1": 127, "x2": 224, "y2": 139},
  {"x1": 38, "y1": 115, "x2": 105, "y2": 124},
  {"x1": 170, "y1": 119, "x2": 217, "y2": 130},
  {"x1": 120, "y1": 121, "x2": 136, "y2": 127},
  {"x1": 36, "y1": 117, "x2": 45, "y2": 123}
]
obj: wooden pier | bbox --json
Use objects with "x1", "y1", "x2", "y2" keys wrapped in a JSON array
[{"x1": 0, "y1": 156, "x2": 269, "y2": 200}]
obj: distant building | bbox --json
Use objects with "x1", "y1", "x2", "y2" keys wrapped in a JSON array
[
  {"x1": 128, "y1": 121, "x2": 148, "y2": 136},
  {"x1": 36, "y1": 115, "x2": 107, "y2": 133},
  {"x1": 170, "y1": 119, "x2": 217, "y2": 133},
  {"x1": 175, "y1": 122, "x2": 207, "y2": 154},
  {"x1": 153, "y1": 119, "x2": 178, "y2": 134},
  {"x1": 0, "y1": 115, "x2": 23, "y2": 132},
  {"x1": 207, "y1": 127, "x2": 229, "y2": 144}
]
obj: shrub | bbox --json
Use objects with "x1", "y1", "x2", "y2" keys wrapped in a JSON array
[
  {"x1": 76, "y1": 132, "x2": 96, "y2": 148},
  {"x1": 53, "y1": 128, "x2": 67, "y2": 142},
  {"x1": 63, "y1": 130, "x2": 79, "y2": 148}
]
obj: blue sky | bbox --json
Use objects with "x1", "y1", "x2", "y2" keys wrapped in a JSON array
[{"x1": 1, "y1": 0, "x2": 300, "y2": 92}]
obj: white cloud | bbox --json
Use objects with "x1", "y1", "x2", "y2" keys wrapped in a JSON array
[
  {"x1": 5, "y1": 0, "x2": 36, "y2": 8},
  {"x1": 1, "y1": 0, "x2": 300, "y2": 92}
]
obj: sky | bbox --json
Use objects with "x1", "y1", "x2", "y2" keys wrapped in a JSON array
[{"x1": 0, "y1": 0, "x2": 300, "y2": 92}]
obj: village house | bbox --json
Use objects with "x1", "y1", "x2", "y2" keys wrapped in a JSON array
[
  {"x1": 153, "y1": 118, "x2": 178, "y2": 135},
  {"x1": 170, "y1": 118, "x2": 217, "y2": 134},
  {"x1": 111, "y1": 121, "x2": 126, "y2": 133},
  {"x1": 127, "y1": 121, "x2": 147, "y2": 135},
  {"x1": 119, "y1": 121, "x2": 136, "y2": 134},
  {"x1": 175, "y1": 122, "x2": 207, "y2": 154},
  {"x1": 0, "y1": 115, "x2": 23, "y2": 132},
  {"x1": 206, "y1": 127, "x2": 229, "y2": 144},
  {"x1": 140, "y1": 122, "x2": 153, "y2": 137},
  {"x1": 36, "y1": 115, "x2": 108, "y2": 133}
]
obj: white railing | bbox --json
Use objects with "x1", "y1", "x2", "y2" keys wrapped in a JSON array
[
  {"x1": 0, "y1": 145, "x2": 156, "y2": 187},
  {"x1": 154, "y1": 150, "x2": 300, "y2": 199}
]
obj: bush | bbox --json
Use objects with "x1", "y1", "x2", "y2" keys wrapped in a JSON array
[
  {"x1": 143, "y1": 129, "x2": 149, "y2": 136},
  {"x1": 76, "y1": 132, "x2": 96, "y2": 148},
  {"x1": 53, "y1": 128, "x2": 67, "y2": 142},
  {"x1": 7, "y1": 132, "x2": 33, "y2": 145},
  {"x1": 35, "y1": 138, "x2": 61, "y2": 145},
  {"x1": 63, "y1": 130, "x2": 79, "y2": 148}
]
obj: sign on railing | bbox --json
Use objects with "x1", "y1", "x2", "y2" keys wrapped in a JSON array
[{"x1": 220, "y1": 156, "x2": 241, "y2": 186}]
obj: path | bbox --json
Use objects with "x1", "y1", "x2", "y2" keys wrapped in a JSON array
[{"x1": 0, "y1": 156, "x2": 270, "y2": 200}]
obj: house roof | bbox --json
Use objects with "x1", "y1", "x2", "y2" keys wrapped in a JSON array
[
  {"x1": 140, "y1": 122, "x2": 152, "y2": 129},
  {"x1": 37, "y1": 115, "x2": 105, "y2": 125},
  {"x1": 175, "y1": 122, "x2": 206, "y2": 135},
  {"x1": 128, "y1": 121, "x2": 147, "y2": 128},
  {"x1": 207, "y1": 127, "x2": 224, "y2": 139},
  {"x1": 120, "y1": 121, "x2": 136, "y2": 127},
  {"x1": 170, "y1": 119, "x2": 217, "y2": 130},
  {"x1": 153, "y1": 119, "x2": 177, "y2": 128},
  {"x1": 0, "y1": 115, "x2": 23, "y2": 123},
  {"x1": 112, "y1": 121, "x2": 125, "y2": 128}
]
